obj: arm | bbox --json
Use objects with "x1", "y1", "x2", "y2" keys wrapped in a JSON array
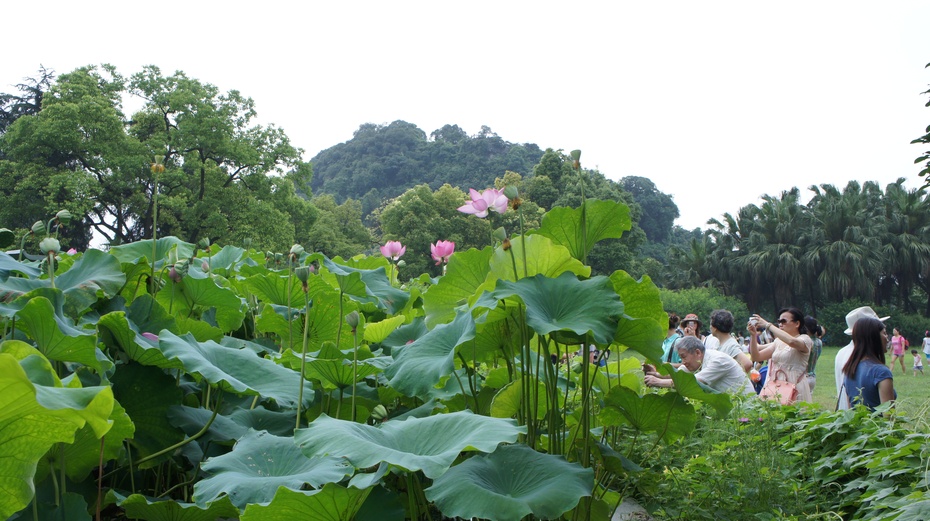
[
  {"x1": 878, "y1": 378, "x2": 895, "y2": 405},
  {"x1": 735, "y1": 352, "x2": 753, "y2": 373},
  {"x1": 750, "y1": 315, "x2": 810, "y2": 354},
  {"x1": 747, "y1": 318, "x2": 777, "y2": 362},
  {"x1": 644, "y1": 374, "x2": 674, "y2": 388}
]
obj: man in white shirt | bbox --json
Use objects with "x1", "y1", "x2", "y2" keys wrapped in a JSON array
[
  {"x1": 645, "y1": 336, "x2": 755, "y2": 396},
  {"x1": 834, "y1": 306, "x2": 890, "y2": 410}
]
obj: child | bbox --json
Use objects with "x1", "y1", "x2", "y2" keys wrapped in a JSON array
[{"x1": 913, "y1": 349, "x2": 924, "y2": 377}]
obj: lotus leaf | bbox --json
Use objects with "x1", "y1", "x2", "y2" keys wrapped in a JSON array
[
  {"x1": 474, "y1": 273, "x2": 623, "y2": 344},
  {"x1": 609, "y1": 270, "x2": 665, "y2": 360},
  {"x1": 240, "y1": 483, "x2": 371, "y2": 521},
  {"x1": 294, "y1": 411, "x2": 524, "y2": 478},
  {"x1": 321, "y1": 257, "x2": 409, "y2": 314},
  {"x1": 383, "y1": 309, "x2": 476, "y2": 397},
  {"x1": 422, "y1": 246, "x2": 493, "y2": 327},
  {"x1": 108, "y1": 236, "x2": 196, "y2": 266},
  {"x1": 536, "y1": 199, "x2": 632, "y2": 261},
  {"x1": 111, "y1": 364, "x2": 185, "y2": 467},
  {"x1": 599, "y1": 385, "x2": 696, "y2": 442},
  {"x1": 15, "y1": 296, "x2": 103, "y2": 371},
  {"x1": 54, "y1": 248, "x2": 126, "y2": 316},
  {"x1": 193, "y1": 429, "x2": 353, "y2": 509},
  {"x1": 425, "y1": 444, "x2": 593, "y2": 521},
  {"x1": 154, "y1": 330, "x2": 313, "y2": 407},
  {"x1": 108, "y1": 491, "x2": 239, "y2": 521},
  {"x1": 0, "y1": 353, "x2": 113, "y2": 518}
]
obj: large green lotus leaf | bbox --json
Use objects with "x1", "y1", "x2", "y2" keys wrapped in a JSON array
[
  {"x1": 56, "y1": 399, "x2": 135, "y2": 481},
  {"x1": 380, "y1": 316, "x2": 428, "y2": 353},
  {"x1": 0, "y1": 251, "x2": 41, "y2": 279},
  {"x1": 474, "y1": 273, "x2": 623, "y2": 345},
  {"x1": 363, "y1": 315, "x2": 406, "y2": 344},
  {"x1": 609, "y1": 270, "x2": 665, "y2": 360},
  {"x1": 593, "y1": 357, "x2": 643, "y2": 395},
  {"x1": 490, "y1": 377, "x2": 555, "y2": 420},
  {"x1": 156, "y1": 331, "x2": 313, "y2": 408},
  {"x1": 174, "y1": 315, "x2": 223, "y2": 342},
  {"x1": 425, "y1": 443, "x2": 593, "y2": 521},
  {"x1": 193, "y1": 429, "x2": 353, "y2": 509},
  {"x1": 295, "y1": 411, "x2": 524, "y2": 479},
  {"x1": 484, "y1": 234, "x2": 590, "y2": 287},
  {"x1": 200, "y1": 245, "x2": 246, "y2": 272},
  {"x1": 34, "y1": 491, "x2": 91, "y2": 520},
  {"x1": 108, "y1": 490, "x2": 239, "y2": 521},
  {"x1": 126, "y1": 294, "x2": 177, "y2": 337},
  {"x1": 383, "y1": 309, "x2": 476, "y2": 397},
  {"x1": 0, "y1": 353, "x2": 113, "y2": 518},
  {"x1": 301, "y1": 349, "x2": 386, "y2": 391},
  {"x1": 54, "y1": 248, "x2": 126, "y2": 316},
  {"x1": 155, "y1": 273, "x2": 245, "y2": 333},
  {"x1": 108, "y1": 236, "x2": 196, "y2": 266},
  {"x1": 254, "y1": 304, "x2": 292, "y2": 341},
  {"x1": 469, "y1": 315, "x2": 523, "y2": 363},
  {"x1": 599, "y1": 385, "x2": 696, "y2": 442},
  {"x1": 664, "y1": 363, "x2": 734, "y2": 417},
  {"x1": 302, "y1": 290, "x2": 358, "y2": 352},
  {"x1": 111, "y1": 363, "x2": 185, "y2": 467},
  {"x1": 536, "y1": 199, "x2": 632, "y2": 261},
  {"x1": 321, "y1": 257, "x2": 409, "y2": 314},
  {"x1": 15, "y1": 296, "x2": 102, "y2": 372},
  {"x1": 240, "y1": 483, "x2": 371, "y2": 521},
  {"x1": 97, "y1": 312, "x2": 182, "y2": 369},
  {"x1": 244, "y1": 271, "x2": 330, "y2": 307},
  {"x1": 422, "y1": 247, "x2": 493, "y2": 328},
  {"x1": 168, "y1": 405, "x2": 294, "y2": 444}
]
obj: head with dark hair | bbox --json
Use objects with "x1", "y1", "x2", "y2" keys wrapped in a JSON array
[
  {"x1": 776, "y1": 307, "x2": 808, "y2": 335},
  {"x1": 668, "y1": 313, "x2": 680, "y2": 330},
  {"x1": 843, "y1": 317, "x2": 888, "y2": 377},
  {"x1": 804, "y1": 315, "x2": 819, "y2": 338},
  {"x1": 709, "y1": 309, "x2": 734, "y2": 334}
]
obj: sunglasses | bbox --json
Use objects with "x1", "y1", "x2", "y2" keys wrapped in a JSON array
[{"x1": 777, "y1": 319, "x2": 792, "y2": 324}]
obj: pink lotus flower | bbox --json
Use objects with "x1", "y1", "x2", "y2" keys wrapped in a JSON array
[
  {"x1": 141, "y1": 332, "x2": 159, "y2": 342},
  {"x1": 431, "y1": 240, "x2": 455, "y2": 265},
  {"x1": 457, "y1": 188, "x2": 508, "y2": 218},
  {"x1": 66, "y1": 248, "x2": 77, "y2": 255},
  {"x1": 380, "y1": 241, "x2": 406, "y2": 261}
]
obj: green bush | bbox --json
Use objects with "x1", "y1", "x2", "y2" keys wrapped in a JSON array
[{"x1": 659, "y1": 287, "x2": 749, "y2": 331}]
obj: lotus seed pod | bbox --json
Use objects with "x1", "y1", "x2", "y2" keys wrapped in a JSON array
[
  {"x1": 39, "y1": 237, "x2": 61, "y2": 254},
  {"x1": 396, "y1": 260, "x2": 406, "y2": 268},
  {"x1": 55, "y1": 209, "x2": 72, "y2": 226},
  {"x1": 289, "y1": 244, "x2": 305, "y2": 256},
  {"x1": 345, "y1": 311, "x2": 360, "y2": 329},
  {"x1": 31, "y1": 221, "x2": 44, "y2": 235},
  {"x1": 371, "y1": 404, "x2": 388, "y2": 420},
  {"x1": 503, "y1": 185, "x2": 519, "y2": 199},
  {"x1": 294, "y1": 266, "x2": 311, "y2": 283}
]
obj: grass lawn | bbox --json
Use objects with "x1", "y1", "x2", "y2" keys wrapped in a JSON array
[{"x1": 812, "y1": 345, "x2": 930, "y2": 421}]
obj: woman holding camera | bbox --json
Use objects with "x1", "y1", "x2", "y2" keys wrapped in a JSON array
[{"x1": 748, "y1": 307, "x2": 813, "y2": 404}]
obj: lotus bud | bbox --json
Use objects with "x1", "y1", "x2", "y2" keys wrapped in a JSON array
[
  {"x1": 141, "y1": 332, "x2": 159, "y2": 342},
  {"x1": 0, "y1": 228, "x2": 13, "y2": 248},
  {"x1": 346, "y1": 311, "x2": 360, "y2": 329},
  {"x1": 39, "y1": 237, "x2": 61, "y2": 254},
  {"x1": 169, "y1": 266, "x2": 182, "y2": 283},
  {"x1": 202, "y1": 261, "x2": 210, "y2": 272},
  {"x1": 570, "y1": 149, "x2": 581, "y2": 170},
  {"x1": 396, "y1": 259, "x2": 406, "y2": 267},
  {"x1": 31, "y1": 221, "x2": 45, "y2": 235},
  {"x1": 503, "y1": 185, "x2": 519, "y2": 199},
  {"x1": 492, "y1": 227, "x2": 508, "y2": 241},
  {"x1": 294, "y1": 266, "x2": 311, "y2": 283},
  {"x1": 242, "y1": 238, "x2": 252, "y2": 249},
  {"x1": 371, "y1": 404, "x2": 388, "y2": 420},
  {"x1": 55, "y1": 209, "x2": 73, "y2": 226}
]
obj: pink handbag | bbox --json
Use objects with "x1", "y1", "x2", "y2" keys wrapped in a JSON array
[{"x1": 759, "y1": 369, "x2": 800, "y2": 405}]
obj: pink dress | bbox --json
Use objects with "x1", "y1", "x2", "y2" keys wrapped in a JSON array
[
  {"x1": 891, "y1": 336, "x2": 905, "y2": 356},
  {"x1": 761, "y1": 335, "x2": 813, "y2": 403}
]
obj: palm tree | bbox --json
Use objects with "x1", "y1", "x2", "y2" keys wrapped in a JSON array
[
  {"x1": 882, "y1": 179, "x2": 930, "y2": 313},
  {"x1": 804, "y1": 181, "x2": 885, "y2": 308}
]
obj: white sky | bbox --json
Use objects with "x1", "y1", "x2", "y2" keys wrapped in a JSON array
[{"x1": 4, "y1": 1, "x2": 930, "y2": 230}]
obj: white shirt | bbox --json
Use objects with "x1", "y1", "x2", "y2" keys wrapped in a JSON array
[
  {"x1": 834, "y1": 342, "x2": 853, "y2": 410},
  {"x1": 685, "y1": 349, "x2": 755, "y2": 396}
]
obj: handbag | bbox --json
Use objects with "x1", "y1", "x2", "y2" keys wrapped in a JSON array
[{"x1": 759, "y1": 369, "x2": 801, "y2": 405}]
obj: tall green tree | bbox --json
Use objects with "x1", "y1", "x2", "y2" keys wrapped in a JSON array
[{"x1": 881, "y1": 179, "x2": 930, "y2": 313}]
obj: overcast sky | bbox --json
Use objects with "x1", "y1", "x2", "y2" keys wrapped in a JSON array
[{"x1": 4, "y1": 1, "x2": 930, "y2": 230}]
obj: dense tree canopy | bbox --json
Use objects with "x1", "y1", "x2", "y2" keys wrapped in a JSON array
[{"x1": 309, "y1": 120, "x2": 544, "y2": 213}]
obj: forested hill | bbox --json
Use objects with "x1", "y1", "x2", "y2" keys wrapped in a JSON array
[{"x1": 309, "y1": 121, "x2": 545, "y2": 214}]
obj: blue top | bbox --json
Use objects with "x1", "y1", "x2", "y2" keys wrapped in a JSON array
[
  {"x1": 844, "y1": 359, "x2": 895, "y2": 410},
  {"x1": 662, "y1": 334, "x2": 682, "y2": 364}
]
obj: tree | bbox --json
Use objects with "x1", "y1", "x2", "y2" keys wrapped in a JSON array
[
  {"x1": 911, "y1": 62, "x2": 930, "y2": 188},
  {"x1": 620, "y1": 176, "x2": 679, "y2": 243},
  {"x1": 0, "y1": 66, "x2": 54, "y2": 136},
  {"x1": 881, "y1": 179, "x2": 930, "y2": 313}
]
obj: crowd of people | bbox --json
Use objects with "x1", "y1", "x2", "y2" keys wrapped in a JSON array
[{"x1": 646, "y1": 305, "x2": 904, "y2": 412}]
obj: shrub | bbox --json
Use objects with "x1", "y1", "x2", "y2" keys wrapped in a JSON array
[{"x1": 659, "y1": 287, "x2": 749, "y2": 331}]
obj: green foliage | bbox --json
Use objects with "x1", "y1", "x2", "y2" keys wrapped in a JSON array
[{"x1": 658, "y1": 286, "x2": 750, "y2": 326}]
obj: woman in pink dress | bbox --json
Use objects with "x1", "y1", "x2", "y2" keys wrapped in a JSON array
[
  {"x1": 747, "y1": 307, "x2": 813, "y2": 404},
  {"x1": 889, "y1": 328, "x2": 907, "y2": 375}
]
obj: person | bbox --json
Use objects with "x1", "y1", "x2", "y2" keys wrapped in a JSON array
[
  {"x1": 913, "y1": 349, "x2": 924, "y2": 376},
  {"x1": 662, "y1": 313, "x2": 682, "y2": 365},
  {"x1": 748, "y1": 307, "x2": 813, "y2": 404},
  {"x1": 834, "y1": 306, "x2": 890, "y2": 410},
  {"x1": 679, "y1": 313, "x2": 704, "y2": 343},
  {"x1": 705, "y1": 309, "x2": 752, "y2": 372},
  {"x1": 805, "y1": 316, "x2": 823, "y2": 392},
  {"x1": 842, "y1": 317, "x2": 895, "y2": 410},
  {"x1": 889, "y1": 328, "x2": 907, "y2": 375},
  {"x1": 922, "y1": 331, "x2": 930, "y2": 364},
  {"x1": 644, "y1": 336, "x2": 755, "y2": 395}
]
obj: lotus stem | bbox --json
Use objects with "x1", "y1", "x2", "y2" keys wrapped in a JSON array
[
  {"x1": 296, "y1": 294, "x2": 311, "y2": 431},
  {"x1": 96, "y1": 436, "x2": 105, "y2": 521},
  {"x1": 136, "y1": 394, "x2": 222, "y2": 466},
  {"x1": 351, "y1": 327, "x2": 359, "y2": 422}
]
